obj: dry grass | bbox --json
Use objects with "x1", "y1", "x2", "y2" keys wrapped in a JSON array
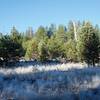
[{"x1": 0, "y1": 63, "x2": 100, "y2": 100}]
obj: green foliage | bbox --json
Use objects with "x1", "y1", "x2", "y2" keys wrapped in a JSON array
[
  {"x1": 0, "y1": 35, "x2": 23, "y2": 66},
  {"x1": 0, "y1": 21, "x2": 100, "y2": 66},
  {"x1": 77, "y1": 22, "x2": 100, "y2": 66},
  {"x1": 24, "y1": 39, "x2": 38, "y2": 60},
  {"x1": 47, "y1": 35, "x2": 64, "y2": 60},
  {"x1": 38, "y1": 40, "x2": 48, "y2": 61},
  {"x1": 64, "y1": 39, "x2": 78, "y2": 62},
  {"x1": 67, "y1": 21, "x2": 75, "y2": 40},
  {"x1": 56, "y1": 25, "x2": 67, "y2": 43},
  {"x1": 10, "y1": 26, "x2": 22, "y2": 43},
  {"x1": 35, "y1": 26, "x2": 48, "y2": 42}
]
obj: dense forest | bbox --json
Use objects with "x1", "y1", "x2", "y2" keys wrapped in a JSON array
[{"x1": 0, "y1": 21, "x2": 100, "y2": 66}]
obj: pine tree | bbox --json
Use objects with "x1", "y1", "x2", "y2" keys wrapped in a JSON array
[
  {"x1": 24, "y1": 39, "x2": 38, "y2": 60},
  {"x1": 56, "y1": 25, "x2": 67, "y2": 43},
  {"x1": 38, "y1": 40, "x2": 48, "y2": 61},
  {"x1": 0, "y1": 35, "x2": 23, "y2": 66},
  {"x1": 77, "y1": 22, "x2": 100, "y2": 66},
  {"x1": 35, "y1": 26, "x2": 48, "y2": 42},
  {"x1": 64, "y1": 39, "x2": 77, "y2": 62}
]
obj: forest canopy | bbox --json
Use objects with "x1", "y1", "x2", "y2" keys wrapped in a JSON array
[{"x1": 0, "y1": 21, "x2": 100, "y2": 66}]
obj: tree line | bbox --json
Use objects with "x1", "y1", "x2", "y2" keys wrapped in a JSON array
[{"x1": 0, "y1": 21, "x2": 100, "y2": 66}]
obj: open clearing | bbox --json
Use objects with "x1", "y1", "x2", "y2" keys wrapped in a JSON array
[{"x1": 0, "y1": 62, "x2": 100, "y2": 100}]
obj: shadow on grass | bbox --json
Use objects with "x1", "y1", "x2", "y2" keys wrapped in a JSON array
[
  {"x1": 0, "y1": 66, "x2": 100, "y2": 100},
  {"x1": 6, "y1": 60, "x2": 62, "y2": 68}
]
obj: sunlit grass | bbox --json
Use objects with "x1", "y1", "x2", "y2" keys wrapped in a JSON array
[{"x1": 0, "y1": 63, "x2": 100, "y2": 100}]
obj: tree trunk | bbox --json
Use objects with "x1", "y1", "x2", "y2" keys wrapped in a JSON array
[{"x1": 92, "y1": 59, "x2": 95, "y2": 67}]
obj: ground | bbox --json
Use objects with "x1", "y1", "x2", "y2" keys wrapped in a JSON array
[{"x1": 0, "y1": 62, "x2": 100, "y2": 100}]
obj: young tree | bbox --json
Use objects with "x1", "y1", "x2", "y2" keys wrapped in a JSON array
[
  {"x1": 24, "y1": 39, "x2": 38, "y2": 60},
  {"x1": 38, "y1": 40, "x2": 48, "y2": 61},
  {"x1": 47, "y1": 35, "x2": 63, "y2": 60},
  {"x1": 0, "y1": 35, "x2": 23, "y2": 66},
  {"x1": 10, "y1": 26, "x2": 24, "y2": 57},
  {"x1": 10, "y1": 26, "x2": 21, "y2": 43},
  {"x1": 35, "y1": 26, "x2": 48, "y2": 42},
  {"x1": 67, "y1": 21, "x2": 75, "y2": 40},
  {"x1": 77, "y1": 22, "x2": 100, "y2": 66},
  {"x1": 56, "y1": 25, "x2": 67, "y2": 43},
  {"x1": 64, "y1": 39, "x2": 78, "y2": 62}
]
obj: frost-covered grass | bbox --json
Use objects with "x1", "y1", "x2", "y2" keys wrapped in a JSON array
[{"x1": 0, "y1": 62, "x2": 100, "y2": 100}]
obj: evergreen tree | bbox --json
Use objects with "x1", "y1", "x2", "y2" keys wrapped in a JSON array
[
  {"x1": 64, "y1": 39, "x2": 78, "y2": 62},
  {"x1": 67, "y1": 21, "x2": 75, "y2": 40},
  {"x1": 77, "y1": 22, "x2": 100, "y2": 66},
  {"x1": 38, "y1": 40, "x2": 48, "y2": 61},
  {"x1": 47, "y1": 35, "x2": 63, "y2": 60},
  {"x1": 56, "y1": 25, "x2": 67, "y2": 43},
  {"x1": 11, "y1": 26, "x2": 20, "y2": 43},
  {"x1": 35, "y1": 26, "x2": 48, "y2": 42},
  {"x1": 24, "y1": 39, "x2": 38, "y2": 60},
  {"x1": 0, "y1": 35, "x2": 23, "y2": 66}
]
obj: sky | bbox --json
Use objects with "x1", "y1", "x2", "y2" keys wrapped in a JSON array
[{"x1": 0, "y1": 0, "x2": 100, "y2": 33}]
